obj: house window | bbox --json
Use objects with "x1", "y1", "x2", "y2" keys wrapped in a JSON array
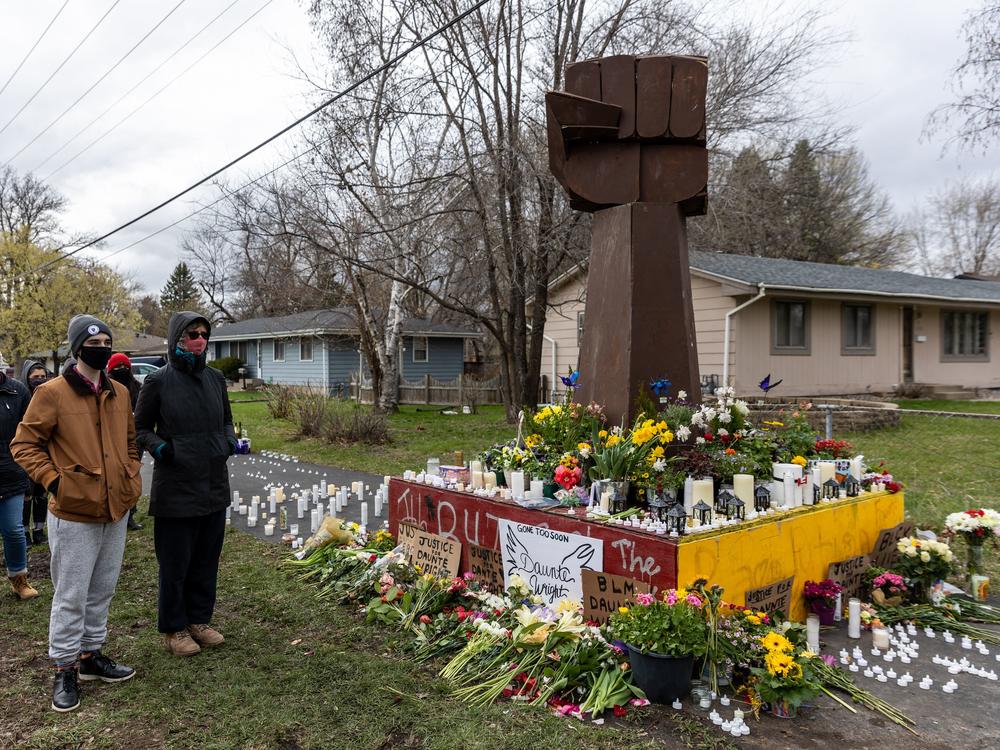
[
  {"x1": 236, "y1": 341, "x2": 248, "y2": 363},
  {"x1": 941, "y1": 310, "x2": 989, "y2": 360},
  {"x1": 213, "y1": 342, "x2": 222, "y2": 360},
  {"x1": 273, "y1": 339, "x2": 285, "y2": 362},
  {"x1": 412, "y1": 336, "x2": 428, "y2": 363},
  {"x1": 772, "y1": 300, "x2": 810, "y2": 354},
  {"x1": 842, "y1": 304, "x2": 875, "y2": 354},
  {"x1": 300, "y1": 337, "x2": 313, "y2": 361},
  {"x1": 577, "y1": 312, "x2": 585, "y2": 345}
]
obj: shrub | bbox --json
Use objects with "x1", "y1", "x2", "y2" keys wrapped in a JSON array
[
  {"x1": 293, "y1": 391, "x2": 329, "y2": 438},
  {"x1": 265, "y1": 384, "x2": 296, "y2": 420},
  {"x1": 323, "y1": 404, "x2": 390, "y2": 445},
  {"x1": 211, "y1": 356, "x2": 245, "y2": 381}
]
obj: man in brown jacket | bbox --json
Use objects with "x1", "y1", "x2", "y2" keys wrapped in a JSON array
[{"x1": 12, "y1": 315, "x2": 143, "y2": 713}]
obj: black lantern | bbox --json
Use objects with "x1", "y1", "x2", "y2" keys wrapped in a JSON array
[
  {"x1": 754, "y1": 485, "x2": 771, "y2": 512},
  {"x1": 716, "y1": 488, "x2": 736, "y2": 515},
  {"x1": 666, "y1": 502, "x2": 688, "y2": 535},
  {"x1": 822, "y1": 477, "x2": 841, "y2": 500},
  {"x1": 725, "y1": 495, "x2": 746, "y2": 521},
  {"x1": 647, "y1": 488, "x2": 672, "y2": 522},
  {"x1": 692, "y1": 499, "x2": 713, "y2": 526},
  {"x1": 844, "y1": 474, "x2": 861, "y2": 497},
  {"x1": 610, "y1": 485, "x2": 628, "y2": 514}
]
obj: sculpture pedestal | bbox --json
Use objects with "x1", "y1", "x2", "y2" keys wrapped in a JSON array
[{"x1": 577, "y1": 202, "x2": 701, "y2": 425}]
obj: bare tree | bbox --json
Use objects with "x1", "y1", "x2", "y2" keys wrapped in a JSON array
[
  {"x1": 914, "y1": 176, "x2": 1000, "y2": 276},
  {"x1": 926, "y1": 2, "x2": 1000, "y2": 151},
  {"x1": 0, "y1": 166, "x2": 68, "y2": 247}
]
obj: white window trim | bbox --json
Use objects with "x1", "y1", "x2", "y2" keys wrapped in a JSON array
[
  {"x1": 412, "y1": 335, "x2": 429, "y2": 363},
  {"x1": 299, "y1": 336, "x2": 313, "y2": 362},
  {"x1": 273, "y1": 338, "x2": 285, "y2": 362}
]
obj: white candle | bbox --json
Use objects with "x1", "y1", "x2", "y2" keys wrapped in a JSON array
[
  {"x1": 383, "y1": 475, "x2": 391, "y2": 487},
  {"x1": 683, "y1": 475, "x2": 695, "y2": 513},
  {"x1": 834, "y1": 592, "x2": 843, "y2": 621},
  {"x1": 320, "y1": 479, "x2": 328, "y2": 496},
  {"x1": 510, "y1": 471, "x2": 526, "y2": 498},
  {"x1": 289, "y1": 523, "x2": 299, "y2": 536},
  {"x1": 264, "y1": 523, "x2": 274, "y2": 536},
  {"x1": 247, "y1": 516, "x2": 257, "y2": 528},
  {"x1": 849, "y1": 455, "x2": 864, "y2": 481},
  {"x1": 231, "y1": 490, "x2": 240, "y2": 509},
  {"x1": 328, "y1": 499, "x2": 336, "y2": 517},
  {"x1": 484, "y1": 471, "x2": 496, "y2": 490},
  {"x1": 529, "y1": 479, "x2": 544, "y2": 499},
  {"x1": 470, "y1": 460, "x2": 483, "y2": 474},
  {"x1": 361, "y1": 502, "x2": 368, "y2": 528},
  {"x1": 733, "y1": 474, "x2": 754, "y2": 503},
  {"x1": 691, "y1": 479, "x2": 713, "y2": 506},
  {"x1": 873, "y1": 627, "x2": 891, "y2": 650},
  {"x1": 374, "y1": 496, "x2": 382, "y2": 517},
  {"x1": 238, "y1": 504, "x2": 248, "y2": 516},
  {"x1": 471, "y1": 470, "x2": 484, "y2": 489},
  {"x1": 225, "y1": 507, "x2": 231, "y2": 525},
  {"x1": 456, "y1": 482, "x2": 465, "y2": 492},
  {"x1": 600, "y1": 491, "x2": 610, "y2": 513},
  {"x1": 783, "y1": 471, "x2": 795, "y2": 508},
  {"x1": 819, "y1": 462, "x2": 836, "y2": 485},
  {"x1": 806, "y1": 615, "x2": 820, "y2": 653}
]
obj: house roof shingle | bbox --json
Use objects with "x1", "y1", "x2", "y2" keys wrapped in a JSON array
[
  {"x1": 689, "y1": 251, "x2": 1000, "y2": 304},
  {"x1": 210, "y1": 308, "x2": 479, "y2": 340}
]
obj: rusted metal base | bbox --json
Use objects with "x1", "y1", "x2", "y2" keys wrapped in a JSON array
[{"x1": 577, "y1": 202, "x2": 701, "y2": 425}]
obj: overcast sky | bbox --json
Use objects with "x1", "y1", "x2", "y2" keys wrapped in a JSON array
[{"x1": 1, "y1": 0, "x2": 997, "y2": 294}]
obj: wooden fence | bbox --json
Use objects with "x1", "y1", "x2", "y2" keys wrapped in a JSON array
[{"x1": 351, "y1": 373, "x2": 503, "y2": 405}]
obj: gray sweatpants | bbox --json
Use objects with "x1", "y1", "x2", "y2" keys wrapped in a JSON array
[{"x1": 48, "y1": 511, "x2": 128, "y2": 664}]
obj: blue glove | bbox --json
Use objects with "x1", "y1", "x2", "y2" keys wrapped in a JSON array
[{"x1": 153, "y1": 442, "x2": 174, "y2": 462}]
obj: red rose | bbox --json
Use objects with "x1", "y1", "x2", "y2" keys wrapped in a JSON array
[
  {"x1": 613, "y1": 705, "x2": 627, "y2": 717},
  {"x1": 419, "y1": 615, "x2": 432, "y2": 624}
]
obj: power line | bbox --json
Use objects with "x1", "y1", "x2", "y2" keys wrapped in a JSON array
[
  {"x1": 32, "y1": 0, "x2": 245, "y2": 174},
  {"x1": 0, "y1": 0, "x2": 123, "y2": 138},
  {"x1": 42, "y1": 0, "x2": 273, "y2": 181},
  {"x1": 29, "y1": 0, "x2": 493, "y2": 277},
  {"x1": 0, "y1": 0, "x2": 72, "y2": 100},
  {"x1": 3, "y1": 0, "x2": 191, "y2": 169}
]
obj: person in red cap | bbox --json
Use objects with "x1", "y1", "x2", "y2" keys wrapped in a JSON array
[{"x1": 108, "y1": 354, "x2": 144, "y2": 532}]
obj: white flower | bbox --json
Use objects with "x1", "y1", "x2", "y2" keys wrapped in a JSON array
[
  {"x1": 732, "y1": 399, "x2": 750, "y2": 417},
  {"x1": 677, "y1": 390, "x2": 687, "y2": 400},
  {"x1": 676, "y1": 425, "x2": 691, "y2": 441},
  {"x1": 579, "y1": 446, "x2": 591, "y2": 459},
  {"x1": 718, "y1": 410, "x2": 732, "y2": 424},
  {"x1": 691, "y1": 412, "x2": 704, "y2": 427},
  {"x1": 703, "y1": 407, "x2": 717, "y2": 422},
  {"x1": 653, "y1": 458, "x2": 667, "y2": 472},
  {"x1": 717, "y1": 428, "x2": 729, "y2": 437},
  {"x1": 920, "y1": 551, "x2": 931, "y2": 563},
  {"x1": 696, "y1": 437, "x2": 706, "y2": 445}
]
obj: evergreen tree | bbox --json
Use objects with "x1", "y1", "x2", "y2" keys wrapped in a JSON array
[{"x1": 160, "y1": 262, "x2": 203, "y2": 317}]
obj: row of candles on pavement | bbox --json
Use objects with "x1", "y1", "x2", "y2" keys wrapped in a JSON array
[{"x1": 227, "y1": 477, "x2": 391, "y2": 537}]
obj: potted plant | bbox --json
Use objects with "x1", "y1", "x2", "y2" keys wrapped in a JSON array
[
  {"x1": 895, "y1": 536, "x2": 954, "y2": 603},
  {"x1": 802, "y1": 579, "x2": 842, "y2": 626},
  {"x1": 751, "y1": 631, "x2": 821, "y2": 718},
  {"x1": 870, "y1": 572, "x2": 908, "y2": 607},
  {"x1": 609, "y1": 588, "x2": 708, "y2": 704}
]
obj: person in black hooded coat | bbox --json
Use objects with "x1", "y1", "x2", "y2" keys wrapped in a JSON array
[
  {"x1": 19, "y1": 360, "x2": 51, "y2": 545},
  {"x1": 134, "y1": 311, "x2": 236, "y2": 656}
]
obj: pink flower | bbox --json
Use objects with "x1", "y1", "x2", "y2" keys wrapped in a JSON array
[
  {"x1": 463, "y1": 571, "x2": 476, "y2": 581},
  {"x1": 636, "y1": 593, "x2": 655, "y2": 606},
  {"x1": 665, "y1": 592, "x2": 679, "y2": 605},
  {"x1": 685, "y1": 594, "x2": 703, "y2": 607}
]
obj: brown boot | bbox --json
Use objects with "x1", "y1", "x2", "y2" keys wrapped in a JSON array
[
  {"x1": 188, "y1": 623, "x2": 225, "y2": 647},
  {"x1": 9, "y1": 573, "x2": 39, "y2": 600},
  {"x1": 163, "y1": 630, "x2": 201, "y2": 657}
]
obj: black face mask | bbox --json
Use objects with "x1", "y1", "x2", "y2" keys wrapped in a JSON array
[
  {"x1": 108, "y1": 367, "x2": 130, "y2": 384},
  {"x1": 78, "y1": 346, "x2": 113, "y2": 371},
  {"x1": 29, "y1": 377, "x2": 47, "y2": 390}
]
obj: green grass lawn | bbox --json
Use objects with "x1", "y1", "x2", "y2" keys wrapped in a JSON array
[
  {"x1": 230, "y1": 401, "x2": 511, "y2": 476},
  {"x1": 0, "y1": 510, "x2": 674, "y2": 750},
  {"x1": 893, "y1": 399, "x2": 1000, "y2": 414}
]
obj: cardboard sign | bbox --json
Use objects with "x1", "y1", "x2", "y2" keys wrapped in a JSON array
[
  {"x1": 397, "y1": 523, "x2": 461, "y2": 579},
  {"x1": 744, "y1": 576, "x2": 795, "y2": 618},
  {"x1": 468, "y1": 543, "x2": 505, "y2": 592},
  {"x1": 827, "y1": 554, "x2": 871, "y2": 601},
  {"x1": 870, "y1": 521, "x2": 915, "y2": 568},
  {"x1": 582, "y1": 570, "x2": 651, "y2": 625},
  {"x1": 499, "y1": 519, "x2": 603, "y2": 604}
]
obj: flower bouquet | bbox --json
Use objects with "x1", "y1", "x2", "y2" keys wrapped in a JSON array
[
  {"x1": 944, "y1": 508, "x2": 999, "y2": 586},
  {"x1": 609, "y1": 588, "x2": 708, "y2": 703},
  {"x1": 895, "y1": 537, "x2": 954, "y2": 602},
  {"x1": 802, "y1": 579, "x2": 843, "y2": 625},
  {"x1": 750, "y1": 631, "x2": 822, "y2": 718},
  {"x1": 870, "y1": 572, "x2": 908, "y2": 607}
]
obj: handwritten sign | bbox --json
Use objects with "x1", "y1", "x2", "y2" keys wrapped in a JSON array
[
  {"x1": 582, "y1": 570, "x2": 651, "y2": 624},
  {"x1": 499, "y1": 519, "x2": 603, "y2": 604},
  {"x1": 744, "y1": 576, "x2": 795, "y2": 618},
  {"x1": 828, "y1": 554, "x2": 871, "y2": 602},
  {"x1": 870, "y1": 521, "x2": 915, "y2": 568},
  {"x1": 468, "y1": 543, "x2": 505, "y2": 592},
  {"x1": 397, "y1": 523, "x2": 461, "y2": 579}
]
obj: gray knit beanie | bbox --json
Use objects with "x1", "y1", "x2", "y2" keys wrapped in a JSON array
[{"x1": 67, "y1": 314, "x2": 113, "y2": 356}]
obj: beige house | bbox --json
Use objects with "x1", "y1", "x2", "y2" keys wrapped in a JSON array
[{"x1": 537, "y1": 251, "x2": 1000, "y2": 398}]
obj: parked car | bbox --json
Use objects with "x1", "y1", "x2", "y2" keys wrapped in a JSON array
[{"x1": 131, "y1": 362, "x2": 161, "y2": 384}]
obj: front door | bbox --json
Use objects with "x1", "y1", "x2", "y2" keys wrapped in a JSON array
[{"x1": 902, "y1": 306, "x2": 914, "y2": 383}]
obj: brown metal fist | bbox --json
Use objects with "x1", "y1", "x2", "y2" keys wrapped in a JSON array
[{"x1": 546, "y1": 55, "x2": 708, "y2": 214}]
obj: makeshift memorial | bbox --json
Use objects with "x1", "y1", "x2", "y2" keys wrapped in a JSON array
[
  {"x1": 609, "y1": 587, "x2": 709, "y2": 703},
  {"x1": 802, "y1": 579, "x2": 844, "y2": 625},
  {"x1": 870, "y1": 572, "x2": 908, "y2": 607}
]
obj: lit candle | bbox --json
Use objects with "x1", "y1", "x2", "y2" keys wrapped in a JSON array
[
  {"x1": 806, "y1": 615, "x2": 820, "y2": 653},
  {"x1": 510, "y1": 471, "x2": 526, "y2": 498},
  {"x1": 733, "y1": 474, "x2": 754, "y2": 503}
]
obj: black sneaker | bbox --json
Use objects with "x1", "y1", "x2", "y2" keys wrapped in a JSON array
[
  {"x1": 52, "y1": 667, "x2": 81, "y2": 712},
  {"x1": 32, "y1": 528, "x2": 46, "y2": 545},
  {"x1": 79, "y1": 651, "x2": 135, "y2": 683},
  {"x1": 25, "y1": 530, "x2": 33, "y2": 547}
]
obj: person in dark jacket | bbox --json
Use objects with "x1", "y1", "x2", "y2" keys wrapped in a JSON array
[
  {"x1": 134, "y1": 312, "x2": 236, "y2": 657},
  {"x1": 1, "y1": 368, "x2": 37, "y2": 600},
  {"x1": 107, "y1": 353, "x2": 143, "y2": 532},
  {"x1": 20, "y1": 360, "x2": 52, "y2": 546}
]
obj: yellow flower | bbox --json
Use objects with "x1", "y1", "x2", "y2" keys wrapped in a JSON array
[
  {"x1": 605, "y1": 434, "x2": 621, "y2": 447},
  {"x1": 577, "y1": 442, "x2": 591, "y2": 453},
  {"x1": 618, "y1": 606, "x2": 630, "y2": 614},
  {"x1": 763, "y1": 420, "x2": 784, "y2": 427},
  {"x1": 659, "y1": 429, "x2": 674, "y2": 444},
  {"x1": 649, "y1": 445, "x2": 665, "y2": 459},
  {"x1": 525, "y1": 434, "x2": 542, "y2": 448},
  {"x1": 598, "y1": 429, "x2": 608, "y2": 440},
  {"x1": 747, "y1": 615, "x2": 761, "y2": 625},
  {"x1": 791, "y1": 455, "x2": 807, "y2": 467},
  {"x1": 761, "y1": 632, "x2": 793, "y2": 654}
]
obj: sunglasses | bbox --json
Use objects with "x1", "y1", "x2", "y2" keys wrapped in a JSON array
[{"x1": 185, "y1": 331, "x2": 210, "y2": 340}]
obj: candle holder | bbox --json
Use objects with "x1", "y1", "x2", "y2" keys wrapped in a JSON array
[
  {"x1": 844, "y1": 474, "x2": 861, "y2": 497},
  {"x1": 666, "y1": 502, "x2": 688, "y2": 536},
  {"x1": 692, "y1": 500, "x2": 713, "y2": 526},
  {"x1": 715, "y1": 488, "x2": 736, "y2": 515},
  {"x1": 724, "y1": 494, "x2": 746, "y2": 521},
  {"x1": 647, "y1": 487, "x2": 674, "y2": 523},
  {"x1": 753, "y1": 485, "x2": 771, "y2": 513},
  {"x1": 822, "y1": 477, "x2": 841, "y2": 500}
]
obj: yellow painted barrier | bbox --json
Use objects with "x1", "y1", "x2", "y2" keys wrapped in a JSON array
[{"x1": 676, "y1": 491, "x2": 905, "y2": 621}]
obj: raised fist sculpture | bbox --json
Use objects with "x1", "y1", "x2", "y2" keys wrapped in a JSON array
[
  {"x1": 546, "y1": 54, "x2": 709, "y2": 422},
  {"x1": 546, "y1": 55, "x2": 708, "y2": 214}
]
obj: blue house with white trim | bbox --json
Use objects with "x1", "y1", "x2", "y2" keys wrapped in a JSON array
[{"x1": 208, "y1": 308, "x2": 478, "y2": 394}]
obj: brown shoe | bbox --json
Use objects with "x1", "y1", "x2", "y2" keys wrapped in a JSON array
[
  {"x1": 9, "y1": 573, "x2": 39, "y2": 600},
  {"x1": 188, "y1": 623, "x2": 225, "y2": 647},
  {"x1": 164, "y1": 630, "x2": 201, "y2": 656}
]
